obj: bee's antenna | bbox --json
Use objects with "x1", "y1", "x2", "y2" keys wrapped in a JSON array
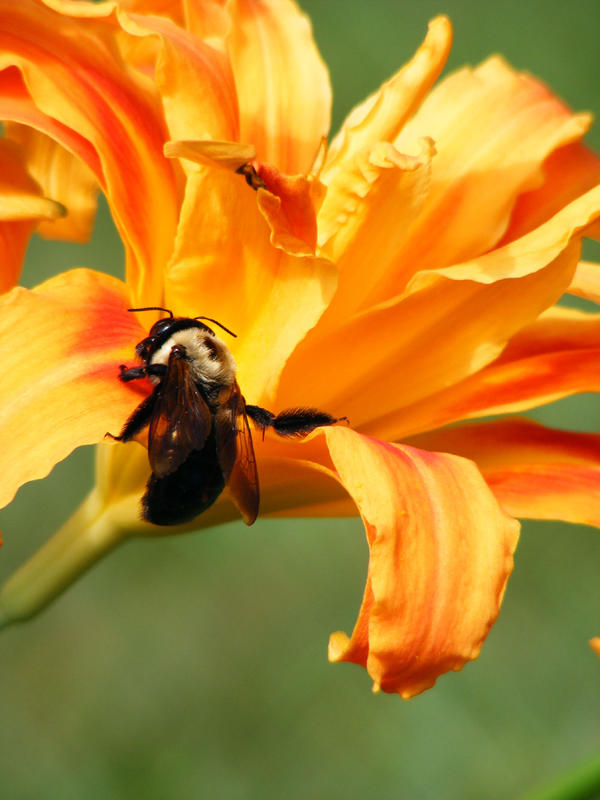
[
  {"x1": 128, "y1": 306, "x2": 174, "y2": 317},
  {"x1": 194, "y1": 316, "x2": 237, "y2": 338}
]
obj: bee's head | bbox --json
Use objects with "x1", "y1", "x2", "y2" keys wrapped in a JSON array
[{"x1": 127, "y1": 307, "x2": 235, "y2": 363}]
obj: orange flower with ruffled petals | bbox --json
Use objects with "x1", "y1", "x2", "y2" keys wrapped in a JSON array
[{"x1": 1, "y1": 1, "x2": 600, "y2": 699}]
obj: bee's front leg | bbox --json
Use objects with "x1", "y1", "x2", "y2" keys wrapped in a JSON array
[
  {"x1": 118, "y1": 363, "x2": 167, "y2": 382},
  {"x1": 106, "y1": 386, "x2": 159, "y2": 442}
]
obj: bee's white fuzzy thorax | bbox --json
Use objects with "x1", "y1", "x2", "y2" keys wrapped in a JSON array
[{"x1": 150, "y1": 329, "x2": 236, "y2": 388}]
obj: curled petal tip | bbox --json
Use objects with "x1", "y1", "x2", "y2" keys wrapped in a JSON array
[
  {"x1": 0, "y1": 195, "x2": 66, "y2": 222},
  {"x1": 328, "y1": 630, "x2": 351, "y2": 662},
  {"x1": 322, "y1": 430, "x2": 519, "y2": 698},
  {"x1": 430, "y1": 13, "x2": 452, "y2": 26}
]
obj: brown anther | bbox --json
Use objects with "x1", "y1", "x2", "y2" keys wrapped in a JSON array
[{"x1": 236, "y1": 163, "x2": 266, "y2": 191}]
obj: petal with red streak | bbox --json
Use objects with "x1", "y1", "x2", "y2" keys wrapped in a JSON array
[
  {"x1": 0, "y1": 137, "x2": 65, "y2": 290},
  {"x1": 276, "y1": 240, "x2": 580, "y2": 432},
  {"x1": 0, "y1": 269, "x2": 144, "y2": 510},
  {"x1": 5, "y1": 123, "x2": 98, "y2": 244},
  {"x1": 407, "y1": 418, "x2": 600, "y2": 528},
  {"x1": 226, "y1": 0, "x2": 331, "y2": 175},
  {"x1": 119, "y1": 12, "x2": 239, "y2": 146},
  {"x1": 255, "y1": 162, "x2": 319, "y2": 254},
  {"x1": 323, "y1": 428, "x2": 519, "y2": 697},
  {"x1": 386, "y1": 302, "x2": 600, "y2": 438},
  {"x1": 0, "y1": 1, "x2": 179, "y2": 303},
  {"x1": 500, "y1": 142, "x2": 600, "y2": 245},
  {"x1": 165, "y1": 140, "x2": 320, "y2": 254}
]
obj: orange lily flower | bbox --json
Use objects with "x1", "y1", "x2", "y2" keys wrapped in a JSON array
[{"x1": 1, "y1": 1, "x2": 600, "y2": 699}]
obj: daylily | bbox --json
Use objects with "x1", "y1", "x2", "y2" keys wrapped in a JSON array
[{"x1": 0, "y1": 0, "x2": 600, "y2": 699}]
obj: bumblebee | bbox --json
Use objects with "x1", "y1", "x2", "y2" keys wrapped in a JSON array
[{"x1": 107, "y1": 307, "x2": 345, "y2": 525}]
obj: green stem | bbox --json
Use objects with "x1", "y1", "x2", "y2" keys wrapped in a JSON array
[
  {"x1": 0, "y1": 491, "x2": 130, "y2": 628},
  {"x1": 519, "y1": 752, "x2": 600, "y2": 800}
]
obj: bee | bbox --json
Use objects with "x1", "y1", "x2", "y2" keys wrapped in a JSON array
[{"x1": 107, "y1": 307, "x2": 345, "y2": 526}]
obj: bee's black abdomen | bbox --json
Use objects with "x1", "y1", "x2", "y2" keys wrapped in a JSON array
[{"x1": 142, "y1": 432, "x2": 225, "y2": 525}]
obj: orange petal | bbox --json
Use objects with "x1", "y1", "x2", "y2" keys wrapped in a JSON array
[
  {"x1": 0, "y1": 2, "x2": 180, "y2": 303},
  {"x1": 407, "y1": 419, "x2": 600, "y2": 528},
  {"x1": 164, "y1": 139, "x2": 256, "y2": 171},
  {"x1": 278, "y1": 102, "x2": 600, "y2": 427},
  {"x1": 316, "y1": 183, "x2": 600, "y2": 440},
  {"x1": 164, "y1": 166, "x2": 336, "y2": 404},
  {"x1": 5, "y1": 123, "x2": 97, "y2": 243},
  {"x1": 183, "y1": 1, "x2": 229, "y2": 40},
  {"x1": 119, "y1": 12, "x2": 239, "y2": 146},
  {"x1": 322, "y1": 16, "x2": 451, "y2": 182},
  {"x1": 276, "y1": 239, "x2": 580, "y2": 433},
  {"x1": 323, "y1": 428, "x2": 519, "y2": 697},
  {"x1": 568, "y1": 261, "x2": 600, "y2": 305},
  {"x1": 0, "y1": 137, "x2": 65, "y2": 290},
  {"x1": 591, "y1": 638, "x2": 600, "y2": 658},
  {"x1": 165, "y1": 140, "x2": 320, "y2": 254},
  {"x1": 95, "y1": 427, "x2": 354, "y2": 537},
  {"x1": 373, "y1": 57, "x2": 592, "y2": 297},
  {"x1": 255, "y1": 162, "x2": 319, "y2": 254},
  {"x1": 500, "y1": 142, "x2": 600, "y2": 245},
  {"x1": 119, "y1": 0, "x2": 184, "y2": 25},
  {"x1": 317, "y1": 138, "x2": 435, "y2": 325},
  {"x1": 226, "y1": 0, "x2": 331, "y2": 174},
  {"x1": 0, "y1": 68, "x2": 99, "y2": 175},
  {"x1": 41, "y1": 0, "x2": 119, "y2": 18},
  {"x1": 0, "y1": 269, "x2": 143, "y2": 510},
  {"x1": 390, "y1": 302, "x2": 600, "y2": 438}
]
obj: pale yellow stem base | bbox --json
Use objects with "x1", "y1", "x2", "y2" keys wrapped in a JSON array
[{"x1": 0, "y1": 490, "x2": 138, "y2": 629}]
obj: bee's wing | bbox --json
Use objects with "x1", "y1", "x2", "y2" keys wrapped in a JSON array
[
  {"x1": 148, "y1": 350, "x2": 212, "y2": 477},
  {"x1": 215, "y1": 381, "x2": 259, "y2": 525}
]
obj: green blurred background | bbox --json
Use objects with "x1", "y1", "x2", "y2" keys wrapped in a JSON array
[{"x1": 2, "y1": 1, "x2": 600, "y2": 798}]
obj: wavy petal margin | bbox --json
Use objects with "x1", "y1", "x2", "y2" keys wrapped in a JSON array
[
  {"x1": 385, "y1": 57, "x2": 591, "y2": 290},
  {"x1": 323, "y1": 428, "x2": 519, "y2": 698},
  {"x1": 0, "y1": 269, "x2": 142, "y2": 509},
  {"x1": 407, "y1": 418, "x2": 600, "y2": 528},
  {"x1": 322, "y1": 15, "x2": 451, "y2": 180}
]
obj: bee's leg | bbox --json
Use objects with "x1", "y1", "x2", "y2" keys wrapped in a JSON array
[
  {"x1": 118, "y1": 363, "x2": 166, "y2": 382},
  {"x1": 245, "y1": 405, "x2": 348, "y2": 438},
  {"x1": 105, "y1": 389, "x2": 159, "y2": 442}
]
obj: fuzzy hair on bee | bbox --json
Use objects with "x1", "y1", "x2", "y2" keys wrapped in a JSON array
[{"x1": 107, "y1": 307, "x2": 347, "y2": 526}]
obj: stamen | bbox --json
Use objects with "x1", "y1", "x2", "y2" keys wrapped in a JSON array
[{"x1": 236, "y1": 163, "x2": 266, "y2": 191}]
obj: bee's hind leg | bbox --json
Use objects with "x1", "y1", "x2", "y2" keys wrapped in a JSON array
[{"x1": 245, "y1": 405, "x2": 347, "y2": 439}]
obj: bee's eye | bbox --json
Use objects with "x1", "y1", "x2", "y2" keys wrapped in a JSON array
[
  {"x1": 149, "y1": 319, "x2": 174, "y2": 337},
  {"x1": 135, "y1": 337, "x2": 154, "y2": 358}
]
